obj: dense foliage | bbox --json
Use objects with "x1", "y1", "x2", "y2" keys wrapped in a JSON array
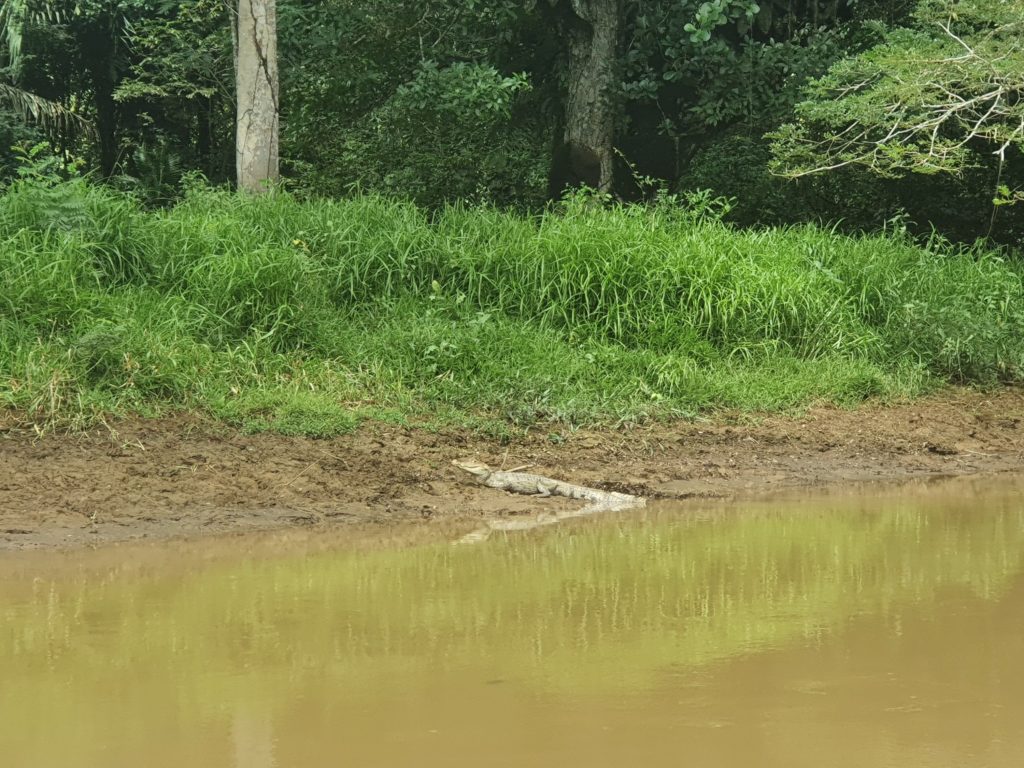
[
  {"x1": 774, "y1": 1, "x2": 1024, "y2": 178},
  {"x1": 3, "y1": 0, "x2": 1021, "y2": 241},
  {"x1": 2, "y1": 1, "x2": 1023, "y2": 433},
  {"x1": 772, "y1": 0, "x2": 1024, "y2": 238}
]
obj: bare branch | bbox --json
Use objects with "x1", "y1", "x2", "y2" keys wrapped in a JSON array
[{"x1": 774, "y1": 12, "x2": 1024, "y2": 180}]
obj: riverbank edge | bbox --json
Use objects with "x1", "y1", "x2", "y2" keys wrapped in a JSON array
[{"x1": 1, "y1": 387, "x2": 1022, "y2": 552}]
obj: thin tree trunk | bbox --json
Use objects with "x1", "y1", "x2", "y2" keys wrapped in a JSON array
[
  {"x1": 91, "y1": 67, "x2": 118, "y2": 178},
  {"x1": 236, "y1": 0, "x2": 279, "y2": 193},
  {"x1": 197, "y1": 96, "x2": 213, "y2": 178},
  {"x1": 550, "y1": 0, "x2": 622, "y2": 195},
  {"x1": 81, "y1": 18, "x2": 119, "y2": 177}
]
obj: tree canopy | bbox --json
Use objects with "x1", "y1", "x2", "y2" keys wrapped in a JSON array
[
  {"x1": 2, "y1": 0, "x2": 1022, "y2": 241},
  {"x1": 772, "y1": 0, "x2": 1024, "y2": 180}
]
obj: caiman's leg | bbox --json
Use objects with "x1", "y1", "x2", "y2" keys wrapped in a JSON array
[{"x1": 535, "y1": 481, "x2": 555, "y2": 497}]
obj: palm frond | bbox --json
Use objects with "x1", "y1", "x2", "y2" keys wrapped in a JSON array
[
  {"x1": 0, "y1": 0, "x2": 62, "y2": 75},
  {"x1": 0, "y1": 81, "x2": 91, "y2": 131}
]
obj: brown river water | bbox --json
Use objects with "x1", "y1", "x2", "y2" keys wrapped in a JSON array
[{"x1": 2, "y1": 477, "x2": 1023, "y2": 768}]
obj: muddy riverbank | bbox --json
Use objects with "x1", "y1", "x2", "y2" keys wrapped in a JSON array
[{"x1": 2, "y1": 388, "x2": 1022, "y2": 551}]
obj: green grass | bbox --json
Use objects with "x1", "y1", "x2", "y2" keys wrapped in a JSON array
[{"x1": 1, "y1": 177, "x2": 1022, "y2": 435}]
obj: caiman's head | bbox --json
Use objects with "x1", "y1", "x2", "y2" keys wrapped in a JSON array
[{"x1": 452, "y1": 459, "x2": 491, "y2": 477}]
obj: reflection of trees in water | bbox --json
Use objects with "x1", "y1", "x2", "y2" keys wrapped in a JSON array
[
  {"x1": 1, "y1": 488, "x2": 1022, "y2": 760},
  {"x1": 233, "y1": 706, "x2": 275, "y2": 768}
]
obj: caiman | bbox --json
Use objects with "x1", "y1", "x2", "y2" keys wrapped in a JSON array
[{"x1": 451, "y1": 459, "x2": 645, "y2": 543}]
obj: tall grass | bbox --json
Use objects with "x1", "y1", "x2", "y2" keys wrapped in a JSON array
[{"x1": 1, "y1": 177, "x2": 1021, "y2": 433}]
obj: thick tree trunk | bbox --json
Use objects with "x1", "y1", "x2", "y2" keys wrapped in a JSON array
[
  {"x1": 549, "y1": 0, "x2": 622, "y2": 196},
  {"x1": 235, "y1": 0, "x2": 279, "y2": 193}
]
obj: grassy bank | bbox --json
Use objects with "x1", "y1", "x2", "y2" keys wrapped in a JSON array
[{"x1": 1, "y1": 178, "x2": 1022, "y2": 435}]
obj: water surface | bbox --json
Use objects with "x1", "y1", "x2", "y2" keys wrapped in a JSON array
[{"x1": 2, "y1": 477, "x2": 1023, "y2": 767}]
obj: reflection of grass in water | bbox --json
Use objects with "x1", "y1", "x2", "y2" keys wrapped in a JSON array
[{"x1": 1, "y1": 499, "x2": 1023, "y2": 733}]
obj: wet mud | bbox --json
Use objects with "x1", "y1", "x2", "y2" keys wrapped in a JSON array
[{"x1": 1, "y1": 387, "x2": 1022, "y2": 550}]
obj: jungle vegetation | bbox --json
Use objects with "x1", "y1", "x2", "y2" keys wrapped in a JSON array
[{"x1": 1, "y1": 0, "x2": 1022, "y2": 434}]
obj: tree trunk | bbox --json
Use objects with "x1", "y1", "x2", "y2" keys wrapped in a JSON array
[
  {"x1": 549, "y1": 0, "x2": 622, "y2": 196},
  {"x1": 80, "y1": 18, "x2": 119, "y2": 177},
  {"x1": 197, "y1": 96, "x2": 216, "y2": 179},
  {"x1": 236, "y1": 0, "x2": 279, "y2": 193},
  {"x1": 91, "y1": 63, "x2": 118, "y2": 178}
]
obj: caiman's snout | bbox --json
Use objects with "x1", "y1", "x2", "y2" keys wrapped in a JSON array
[{"x1": 452, "y1": 459, "x2": 491, "y2": 477}]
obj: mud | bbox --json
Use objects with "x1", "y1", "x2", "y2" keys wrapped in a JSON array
[{"x1": 1, "y1": 388, "x2": 1022, "y2": 551}]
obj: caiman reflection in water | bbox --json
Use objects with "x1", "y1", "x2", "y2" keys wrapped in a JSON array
[{"x1": 1, "y1": 478, "x2": 1023, "y2": 767}]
